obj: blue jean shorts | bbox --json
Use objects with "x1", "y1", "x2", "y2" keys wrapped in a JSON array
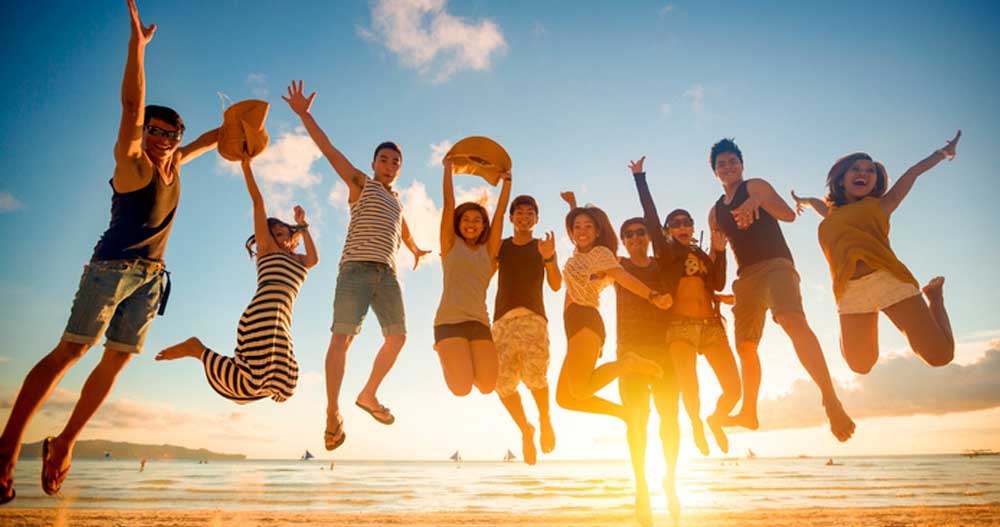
[
  {"x1": 62, "y1": 259, "x2": 167, "y2": 353},
  {"x1": 332, "y1": 261, "x2": 406, "y2": 336}
]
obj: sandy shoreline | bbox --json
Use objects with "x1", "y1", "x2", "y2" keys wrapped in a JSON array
[{"x1": 2, "y1": 505, "x2": 998, "y2": 526}]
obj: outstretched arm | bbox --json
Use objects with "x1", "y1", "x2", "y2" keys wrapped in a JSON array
[
  {"x1": 241, "y1": 157, "x2": 278, "y2": 256},
  {"x1": 881, "y1": 130, "x2": 961, "y2": 215},
  {"x1": 178, "y1": 127, "x2": 220, "y2": 165},
  {"x1": 560, "y1": 191, "x2": 577, "y2": 210},
  {"x1": 538, "y1": 231, "x2": 562, "y2": 291},
  {"x1": 282, "y1": 80, "x2": 367, "y2": 202},
  {"x1": 487, "y1": 171, "x2": 513, "y2": 272},
  {"x1": 114, "y1": 0, "x2": 156, "y2": 164},
  {"x1": 629, "y1": 156, "x2": 673, "y2": 260},
  {"x1": 440, "y1": 158, "x2": 457, "y2": 256},
  {"x1": 708, "y1": 229, "x2": 728, "y2": 291},
  {"x1": 606, "y1": 267, "x2": 673, "y2": 310},
  {"x1": 401, "y1": 218, "x2": 431, "y2": 270},
  {"x1": 293, "y1": 206, "x2": 319, "y2": 269},
  {"x1": 732, "y1": 179, "x2": 797, "y2": 228},
  {"x1": 790, "y1": 190, "x2": 829, "y2": 218}
]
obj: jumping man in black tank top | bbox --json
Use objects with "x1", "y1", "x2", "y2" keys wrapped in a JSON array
[
  {"x1": 707, "y1": 139, "x2": 855, "y2": 443},
  {"x1": 0, "y1": 0, "x2": 221, "y2": 504}
]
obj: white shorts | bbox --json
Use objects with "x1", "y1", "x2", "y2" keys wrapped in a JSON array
[{"x1": 837, "y1": 270, "x2": 921, "y2": 315}]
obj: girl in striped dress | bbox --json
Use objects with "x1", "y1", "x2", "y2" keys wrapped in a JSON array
[{"x1": 156, "y1": 156, "x2": 318, "y2": 403}]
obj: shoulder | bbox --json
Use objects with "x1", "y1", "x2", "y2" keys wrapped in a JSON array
[{"x1": 745, "y1": 178, "x2": 773, "y2": 192}]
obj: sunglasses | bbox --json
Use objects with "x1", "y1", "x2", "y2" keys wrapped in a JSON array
[
  {"x1": 144, "y1": 125, "x2": 183, "y2": 142},
  {"x1": 668, "y1": 218, "x2": 694, "y2": 228},
  {"x1": 622, "y1": 228, "x2": 647, "y2": 239}
]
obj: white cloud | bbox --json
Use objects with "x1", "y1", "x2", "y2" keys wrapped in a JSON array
[
  {"x1": 684, "y1": 83, "x2": 705, "y2": 113},
  {"x1": 327, "y1": 181, "x2": 350, "y2": 209},
  {"x1": 246, "y1": 73, "x2": 268, "y2": 98},
  {"x1": 0, "y1": 192, "x2": 24, "y2": 213},
  {"x1": 428, "y1": 139, "x2": 453, "y2": 167},
  {"x1": 660, "y1": 3, "x2": 675, "y2": 16},
  {"x1": 659, "y1": 102, "x2": 672, "y2": 118},
  {"x1": 361, "y1": 0, "x2": 508, "y2": 83}
]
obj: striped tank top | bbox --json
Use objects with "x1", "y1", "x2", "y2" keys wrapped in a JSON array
[{"x1": 340, "y1": 178, "x2": 403, "y2": 270}]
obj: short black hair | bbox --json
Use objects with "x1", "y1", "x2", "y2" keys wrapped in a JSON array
[
  {"x1": 144, "y1": 105, "x2": 184, "y2": 132},
  {"x1": 373, "y1": 141, "x2": 402, "y2": 161},
  {"x1": 710, "y1": 138, "x2": 742, "y2": 169},
  {"x1": 509, "y1": 195, "x2": 539, "y2": 215},
  {"x1": 619, "y1": 217, "x2": 646, "y2": 239}
]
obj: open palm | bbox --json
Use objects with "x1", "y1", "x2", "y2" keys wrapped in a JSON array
[{"x1": 282, "y1": 80, "x2": 316, "y2": 116}]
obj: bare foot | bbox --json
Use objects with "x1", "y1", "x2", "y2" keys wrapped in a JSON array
[
  {"x1": 922, "y1": 276, "x2": 945, "y2": 298},
  {"x1": 691, "y1": 419, "x2": 710, "y2": 456},
  {"x1": 664, "y1": 477, "x2": 681, "y2": 526},
  {"x1": 621, "y1": 352, "x2": 663, "y2": 377},
  {"x1": 824, "y1": 399, "x2": 855, "y2": 442},
  {"x1": 725, "y1": 410, "x2": 759, "y2": 430},
  {"x1": 635, "y1": 484, "x2": 652, "y2": 527},
  {"x1": 521, "y1": 424, "x2": 537, "y2": 466},
  {"x1": 707, "y1": 413, "x2": 730, "y2": 453},
  {"x1": 155, "y1": 337, "x2": 205, "y2": 361},
  {"x1": 539, "y1": 417, "x2": 556, "y2": 454}
]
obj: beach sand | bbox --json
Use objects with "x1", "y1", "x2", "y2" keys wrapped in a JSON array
[{"x1": 1, "y1": 505, "x2": 998, "y2": 527}]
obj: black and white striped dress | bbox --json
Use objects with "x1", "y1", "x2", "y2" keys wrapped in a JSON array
[{"x1": 201, "y1": 251, "x2": 308, "y2": 404}]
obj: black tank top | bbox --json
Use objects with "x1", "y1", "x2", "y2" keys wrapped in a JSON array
[
  {"x1": 92, "y1": 169, "x2": 180, "y2": 262},
  {"x1": 715, "y1": 180, "x2": 792, "y2": 275},
  {"x1": 494, "y1": 238, "x2": 547, "y2": 321}
]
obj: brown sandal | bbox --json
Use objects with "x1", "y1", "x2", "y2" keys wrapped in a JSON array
[{"x1": 41, "y1": 437, "x2": 70, "y2": 496}]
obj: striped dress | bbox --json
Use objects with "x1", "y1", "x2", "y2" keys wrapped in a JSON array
[{"x1": 201, "y1": 251, "x2": 308, "y2": 404}]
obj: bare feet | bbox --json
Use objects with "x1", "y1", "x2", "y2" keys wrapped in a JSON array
[
  {"x1": 664, "y1": 476, "x2": 681, "y2": 526},
  {"x1": 539, "y1": 417, "x2": 556, "y2": 454},
  {"x1": 922, "y1": 276, "x2": 945, "y2": 298},
  {"x1": 155, "y1": 337, "x2": 205, "y2": 361},
  {"x1": 691, "y1": 419, "x2": 710, "y2": 456},
  {"x1": 620, "y1": 352, "x2": 663, "y2": 378},
  {"x1": 635, "y1": 484, "x2": 652, "y2": 527},
  {"x1": 521, "y1": 424, "x2": 537, "y2": 466},
  {"x1": 725, "y1": 409, "x2": 759, "y2": 430},
  {"x1": 707, "y1": 413, "x2": 729, "y2": 453},
  {"x1": 824, "y1": 399, "x2": 855, "y2": 442}
]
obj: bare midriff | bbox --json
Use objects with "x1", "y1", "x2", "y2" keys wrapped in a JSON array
[{"x1": 671, "y1": 276, "x2": 715, "y2": 318}]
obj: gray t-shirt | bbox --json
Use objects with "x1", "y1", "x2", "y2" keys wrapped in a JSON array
[{"x1": 434, "y1": 242, "x2": 493, "y2": 326}]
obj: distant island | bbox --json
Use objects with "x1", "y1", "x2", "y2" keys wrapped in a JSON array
[{"x1": 18, "y1": 439, "x2": 245, "y2": 461}]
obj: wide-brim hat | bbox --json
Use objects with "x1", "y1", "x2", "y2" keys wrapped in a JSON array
[
  {"x1": 218, "y1": 99, "x2": 270, "y2": 161},
  {"x1": 446, "y1": 136, "x2": 511, "y2": 186}
]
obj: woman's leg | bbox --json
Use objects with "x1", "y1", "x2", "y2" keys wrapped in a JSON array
[
  {"x1": 619, "y1": 374, "x2": 653, "y2": 527},
  {"x1": 436, "y1": 338, "x2": 475, "y2": 396},
  {"x1": 883, "y1": 279, "x2": 954, "y2": 367},
  {"x1": 702, "y1": 342, "x2": 741, "y2": 454},
  {"x1": 668, "y1": 340, "x2": 708, "y2": 455},
  {"x1": 555, "y1": 329, "x2": 625, "y2": 419},
  {"x1": 469, "y1": 340, "x2": 499, "y2": 394},
  {"x1": 838, "y1": 313, "x2": 880, "y2": 374}
]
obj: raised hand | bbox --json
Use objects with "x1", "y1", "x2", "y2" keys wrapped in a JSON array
[
  {"x1": 731, "y1": 195, "x2": 761, "y2": 230},
  {"x1": 652, "y1": 293, "x2": 674, "y2": 310},
  {"x1": 790, "y1": 190, "x2": 807, "y2": 215},
  {"x1": 940, "y1": 130, "x2": 961, "y2": 160},
  {"x1": 538, "y1": 231, "x2": 557, "y2": 260},
  {"x1": 294, "y1": 205, "x2": 307, "y2": 226},
  {"x1": 127, "y1": 0, "x2": 156, "y2": 45},
  {"x1": 628, "y1": 156, "x2": 646, "y2": 175},
  {"x1": 560, "y1": 191, "x2": 577, "y2": 209},
  {"x1": 281, "y1": 80, "x2": 316, "y2": 117}
]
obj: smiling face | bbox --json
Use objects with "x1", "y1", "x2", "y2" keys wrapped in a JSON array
[
  {"x1": 667, "y1": 214, "x2": 695, "y2": 246},
  {"x1": 713, "y1": 151, "x2": 744, "y2": 188},
  {"x1": 841, "y1": 159, "x2": 879, "y2": 201},
  {"x1": 571, "y1": 213, "x2": 599, "y2": 250},
  {"x1": 458, "y1": 208, "x2": 487, "y2": 243},
  {"x1": 509, "y1": 204, "x2": 539, "y2": 234},
  {"x1": 142, "y1": 117, "x2": 183, "y2": 162},
  {"x1": 270, "y1": 223, "x2": 300, "y2": 253},
  {"x1": 371, "y1": 148, "x2": 402, "y2": 185},
  {"x1": 621, "y1": 223, "x2": 649, "y2": 259}
]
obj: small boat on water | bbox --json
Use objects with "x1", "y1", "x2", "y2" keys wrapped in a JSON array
[
  {"x1": 746, "y1": 449, "x2": 757, "y2": 459},
  {"x1": 450, "y1": 450, "x2": 462, "y2": 462},
  {"x1": 503, "y1": 449, "x2": 516, "y2": 462},
  {"x1": 301, "y1": 450, "x2": 315, "y2": 461},
  {"x1": 962, "y1": 449, "x2": 998, "y2": 458}
]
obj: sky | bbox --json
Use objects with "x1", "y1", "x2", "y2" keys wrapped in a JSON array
[{"x1": 1, "y1": 0, "x2": 999, "y2": 462}]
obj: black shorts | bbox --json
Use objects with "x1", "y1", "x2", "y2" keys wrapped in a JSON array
[
  {"x1": 563, "y1": 304, "x2": 606, "y2": 345},
  {"x1": 434, "y1": 321, "x2": 493, "y2": 344}
]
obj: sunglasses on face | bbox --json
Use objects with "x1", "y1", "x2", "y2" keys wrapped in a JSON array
[
  {"x1": 144, "y1": 125, "x2": 183, "y2": 142},
  {"x1": 668, "y1": 218, "x2": 694, "y2": 228},
  {"x1": 622, "y1": 228, "x2": 647, "y2": 239}
]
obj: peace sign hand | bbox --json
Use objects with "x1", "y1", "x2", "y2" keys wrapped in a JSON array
[{"x1": 282, "y1": 80, "x2": 317, "y2": 117}]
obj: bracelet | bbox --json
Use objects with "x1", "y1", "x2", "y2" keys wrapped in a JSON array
[
  {"x1": 297, "y1": 222, "x2": 309, "y2": 230},
  {"x1": 647, "y1": 290, "x2": 660, "y2": 301}
]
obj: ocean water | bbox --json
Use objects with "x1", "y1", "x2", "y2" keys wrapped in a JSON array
[{"x1": 7, "y1": 455, "x2": 999, "y2": 512}]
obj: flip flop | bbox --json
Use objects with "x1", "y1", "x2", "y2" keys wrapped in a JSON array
[
  {"x1": 41, "y1": 437, "x2": 70, "y2": 496},
  {"x1": 324, "y1": 417, "x2": 346, "y2": 451},
  {"x1": 355, "y1": 400, "x2": 395, "y2": 425},
  {"x1": 0, "y1": 482, "x2": 13, "y2": 506}
]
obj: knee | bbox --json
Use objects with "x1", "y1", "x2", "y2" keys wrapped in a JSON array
[
  {"x1": 922, "y1": 342, "x2": 954, "y2": 368},
  {"x1": 384, "y1": 335, "x2": 406, "y2": 352},
  {"x1": 447, "y1": 379, "x2": 474, "y2": 397},
  {"x1": 555, "y1": 384, "x2": 574, "y2": 410},
  {"x1": 735, "y1": 344, "x2": 758, "y2": 361},
  {"x1": 101, "y1": 349, "x2": 133, "y2": 369},
  {"x1": 845, "y1": 355, "x2": 876, "y2": 375},
  {"x1": 774, "y1": 312, "x2": 807, "y2": 330},
  {"x1": 329, "y1": 335, "x2": 352, "y2": 354},
  {"x1": 722, "y1": 378, "x2": 742, "y2": 401},
  {"x1": 53, "y1": 341, "x2": 89, "y2": 362},
  {"x1": 474, "y1": 381, "x2": 496, "y2": 395}
]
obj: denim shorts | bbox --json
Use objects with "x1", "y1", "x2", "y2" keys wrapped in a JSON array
[
  {"x1": 62, "y1": 259, "x2": 167, "y2": 353},
  {"x1": 332, "y1": 261, "x2": 406, "y2": 336}
]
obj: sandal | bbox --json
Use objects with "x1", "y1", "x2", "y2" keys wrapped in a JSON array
[
  {"x1": 41, "y1": 437, "x2": 70, "y2": 496},
  {"x1": 324, "y1": 416, "x2": 346, "y2": 451},
  {"x1": 355, "y1": 400, "x2": 395, "y2": 425}
]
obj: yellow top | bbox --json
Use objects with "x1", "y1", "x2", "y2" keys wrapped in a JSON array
[{"x1": 818, "y1": 196, "x2": 918, "y2": 301}]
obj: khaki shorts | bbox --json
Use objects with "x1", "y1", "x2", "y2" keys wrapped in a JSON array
[
  {"x1": 493, "y1": 308, "x2": 550, "y2": 398},
  {"x1": 664, "y1": 317, "x2": 731, "y2": 354},
  {"x1": 838, "y1": 270, "x2": 921, "y2": 315},
  {"x1": 732, "y1": 257, "x2": 804, "y2": 345}
]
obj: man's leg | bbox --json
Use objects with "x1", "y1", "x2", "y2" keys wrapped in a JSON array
[
  {"x1": 619, "y1": 373, "x2": 652, "y2": 527},
  {"x1": 729, "y1": 341, "x2": 761, "y2": 429},
  {"x1": 325, "y1": 333, "x2": 354, "y2": 434},
  {"x1": 651, "y1": 376, "x2": 681, "y2": 522},
  {"x1": 359, "y1": 266, "x2": 406, "y2": 411},
  {"x1": 0, "y1": 341, "x2": 90, "y2": 486},
  {"x1": 499, "y1": 391, "x2": 536, "y2": 465},
  {"x1": 358, "y1": 334, "x2": 405, "y2": 405},
  {"x1": 529, "y1": 387, "x2": 555, "y2": 454},
  {"x1": 45, "y1": 348, "x2": 133, "y2": 485}
]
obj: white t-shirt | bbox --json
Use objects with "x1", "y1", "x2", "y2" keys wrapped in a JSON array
[{"x1": 563, "y1": 245, "x2": 621, "y2": 308}]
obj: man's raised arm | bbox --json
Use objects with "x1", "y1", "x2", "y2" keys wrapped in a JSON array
[{"x1": 115, "y1": 0, "x2": 155, "y2": 162}]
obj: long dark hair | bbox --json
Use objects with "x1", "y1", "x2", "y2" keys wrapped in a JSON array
[
  {"x1": 245, "y1": 218, "x2": 302, "y2": 258},
  {"x1": 565, "y1": 206, "x2": 618, "y2": 255},
  {"x1": 453, "y1": 202, "x2": 491, "y2": 245},
  {"x1": 825, "y1": 152, "x2": 888, "y2": 207}
]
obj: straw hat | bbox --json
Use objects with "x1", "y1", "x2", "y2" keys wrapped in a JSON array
[
  {"x1": 217, "y1": 99, "x2": 270, "y2": 161},
  {"x1": 446, "y1": 136, "x2": 511, "y2": 186}
]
